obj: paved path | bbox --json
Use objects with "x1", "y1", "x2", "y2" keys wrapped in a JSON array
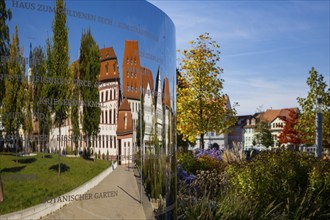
[{"x1": 43, "y1": 165, "x2": 154, "y2": 220}]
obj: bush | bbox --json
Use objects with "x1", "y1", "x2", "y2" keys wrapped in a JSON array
[
  {"x1": 227, "y1": 150, "x2": 330, "y2": 218},
  {"x1": 178, "y1": 151, "x2": 225, "y2": 174}
]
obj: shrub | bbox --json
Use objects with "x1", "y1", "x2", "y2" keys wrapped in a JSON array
[
  {"x1": 227, "y1": 150, "x2": 330, "y2": 218},
  {"x1": 177, "y1": 151, "x2": 200, "y2": 174}
]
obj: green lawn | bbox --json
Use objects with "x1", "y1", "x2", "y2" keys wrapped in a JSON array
[{"x1": 0, "y1": 153, "x2": 110, "y2": 215}]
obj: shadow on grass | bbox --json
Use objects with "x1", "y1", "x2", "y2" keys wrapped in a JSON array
[
  {"x1": 1, "y1": 166, "x2": 26, "y2": 173},
  {"x1": 44, "y1": 155, "x2": 53, "y2": 159},
  {"x1": 49, "y1": 163, "x2": 70, "y2": 173},
  {"x1": 13, "y1": 158, "x2": 37, "y2": 164}
]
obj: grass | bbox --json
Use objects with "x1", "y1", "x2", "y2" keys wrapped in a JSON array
[{"x1": 0, "y1": 152, "x2": 110, "y2": 215}]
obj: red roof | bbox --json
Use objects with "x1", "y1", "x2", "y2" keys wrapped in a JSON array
[
  {"x1": 117, "y1": 98, "x2": 133, "y2": 136},
  {"x1": 162, "y1": 77, "x2": 171, "y2": 108}
]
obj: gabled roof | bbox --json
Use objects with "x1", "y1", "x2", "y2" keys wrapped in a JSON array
[
  {"x1": 258, "y1": 107, "x2": 299, "y2": 123},
  {"x1": 142, "y1": 67, "x2": 154, "y2": 93},
  {"x1": 99, "y1": 47, "x2": 119, "y2": 82},
  {"x1": 118, "y1": 98, "x2": 131, "y2": 112},
  {"x1": 117, "y1": 98, "x2": 133, "y2": 136},
  {"x1": 154, "y1": 67, "x2": 161, "y2": 107},
  {"x1": 71, "y1": 47, "x2": 119, "y2": 82},
  {"x1": 122, "y1": 40, "x2": 140, "y2": 67},
  {"x1": 99, "y1": 47, "x2": 116, "y2": 62},
  {"x1": 122, "y1": 40, "x2": 141, "y2": 100},
  {"x1": 162, "y1": 77, "x2": 171, "y2": 108},
  {"x1": 269, "y1": 108, "x2": 299, "y2": 123},
  {"x1": 258, "y1": 109, "x2": 281, "y2": 122}
]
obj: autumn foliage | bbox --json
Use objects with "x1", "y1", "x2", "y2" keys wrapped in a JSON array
[{"x1": 278, "y1": 109, "x2": 301, "y2": 145}]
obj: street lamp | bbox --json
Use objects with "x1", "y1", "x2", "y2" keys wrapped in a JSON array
[{"x1": 315, "y1": 97, "x2": 322, "y2": 158}]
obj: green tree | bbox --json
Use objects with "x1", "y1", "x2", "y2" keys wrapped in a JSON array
[
  {"x1": 177, "y1": 33, "x2": 236, "y2": 149},
  {"x1": 31, "y1": 45, "x2": 51, "y2": 153},
  {"x1": 255, "y1": 120, "x2": 273, "y2": 148},
  {"x1": 2, "y1": 26, "x2": 25, "y2": 154},
  {"x1": 70, "y1": 62, "x2": 80, "y2": 154},
  {"x1": 0, "y1": 0, "x2": 12, "y2": 107},
  {"x1": 22, "y1": 67, "x2": 33, "y2": 153},
  {"x1": 296, "y1": 67, "x2": 330, "y2": 148},
  {"x1": 79, "y1": 29, "x2": 100, "y2": 157},
  {"x1": 50, "y1": 0, "x2": 70, "y2": 175}
]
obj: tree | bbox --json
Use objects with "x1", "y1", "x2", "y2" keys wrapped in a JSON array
[
  {"x1": 177, "y1": 33, "x2": 236, "y2": 149},
  {"x1": 50, "y1": 0, "x2": 70, "y2": 175},
  {"x1": 255, "y1": 120, "x2": 273, "y2": 148},
  {"x1": 22, "y1": 65, "x2": 33, "y2": 154},
  {"x1": 2, "y1": 26, "x2": 25, "y2": 155},
  {"x1": 70, "y1": 62, "x2": 80, "y2": 154},
  {"x1": 0, "y1": 0, "x2": 12, "y2": 107},
  {"x1": 278, "y1": 109, "x2": 301, "y2": 146},
  {"x1": 79, "y1": 29, "x2": 100, "y2": 157},
  {"x1": 296, "y1": 67, "x2": 330, "y2": 148},
  {"x1": 31, "y1": 45, "x2": 51, "y2": 153}
]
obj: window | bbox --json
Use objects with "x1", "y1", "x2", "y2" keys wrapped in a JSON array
[
  {"x1": 113, "y1": 63, "x2": 116, "y2": 73},
  {"x1": 113, "y1": 109, "x2": 116, "y2": 124},
  {"x1": 110, "y1": 136, "x2": 112, "y2": 148},
  {"x1": 106, "y1": 135, "x2": 108, "y2": 148},
  {"x1": 103, "y1": 135, "x2": 105, "y2": 148},
  {"x1": 109, "y1": 110, "x2": 112, "y2": 124},
  {"x1": 105, "y1": 62, "x2": 109, "y2": 74},
  {"x1": 110, "y1": 90, "x2": 112, "y2": 100},
  {"x1": 101, "y1": 92, "x2": 104, "y2": 102},
  {"x1": 105, "y1": 111, "x2": 108, "y2": 124},
  {"x1": 106, "y1": 91, "x2": 108, "y2": 101},
  {"x1": 124, "y1": 113, "x2": 127, "y2": 129},
  {"x1": 101, "y1": 111, "x2": 103, "y2": 124},
  {"x1": 114, "y1": 90, "x2": 116, "y2": 99},
  {"x1": 114, "y1": 137, "x2": 116, "y2": 148}
]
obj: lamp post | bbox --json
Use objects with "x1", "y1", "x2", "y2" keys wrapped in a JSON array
[{"x1": 315, "y1": 97, "x2": 322, "y2": 158}]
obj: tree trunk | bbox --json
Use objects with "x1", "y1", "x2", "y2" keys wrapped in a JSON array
[
  {"x1": 58, "y1": 125, "x2": 61, "y2": 176},
  {"x1": 200, "y1": 133, "x2": 205, "y2": 150},
  {"x1": 15, "y1": 131, "x2": 18, "y2": 163}
]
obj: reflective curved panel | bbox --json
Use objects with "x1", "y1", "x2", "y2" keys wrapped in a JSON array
[{"x1": 0, "y1": 0, "x2": 176, "y2": 219}]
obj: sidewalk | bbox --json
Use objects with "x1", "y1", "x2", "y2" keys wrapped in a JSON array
[{"x1": 43, "y1": 165, "x2": 154, "y2": 220}]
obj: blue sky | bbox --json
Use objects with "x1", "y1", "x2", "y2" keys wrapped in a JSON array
[
  {"x1": 150, "y1": 0, "x2": 330, "y2": 115},
  {"x1": 6, "y1": 0, "x2": 176, "y2": 101},
  {"x1": 5, "y1": 0, "x2": 329, "y2": 115}
]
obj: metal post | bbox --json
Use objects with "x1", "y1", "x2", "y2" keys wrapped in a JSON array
[
  {"x1": 315, "y1": 97, "x2": 322, "y2": 158},
  {"x1": 140, "y1": 68, "x2": 143, "y2": 204}
]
